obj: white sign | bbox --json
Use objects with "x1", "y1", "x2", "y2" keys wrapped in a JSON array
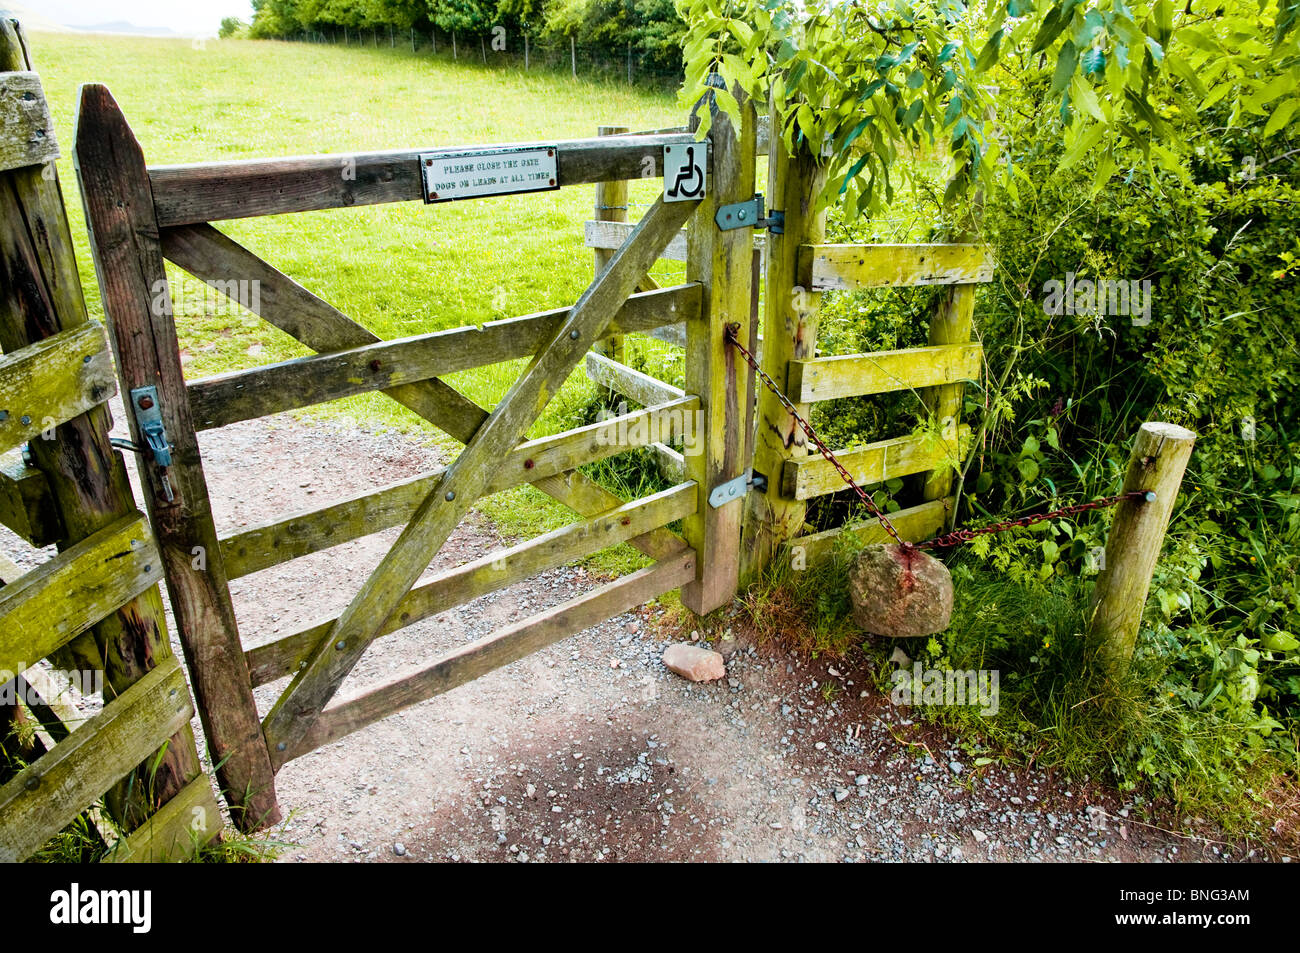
[
  {"x1": 420, "y1": 146, "x2": 559, "y2": 203},
  {"x1": 663, "y1": 142, "x2": 706, "y2": 202}
]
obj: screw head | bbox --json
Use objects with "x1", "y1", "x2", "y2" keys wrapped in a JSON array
[
  {"x1": 19, "y1": 415, "x2": 30, "y2": 426},
  {"x1": 335, "y1": 640, "x2": 346, "y2": 650},
  {"x1": 445, "y1": 490, "x2": 456, "y2": 501},
  {"x1": 138, "y1": 395, "x2": 155, "y2": 410},
  {"x1": 277, "y1": 741, "x2": 287, "y2": 751},
  {"x1": 25, "y1": 775, "x2": 39, "y2": 790},
  {"x1": 569, "y1": 329, "x2": 579, "y2": 340}
]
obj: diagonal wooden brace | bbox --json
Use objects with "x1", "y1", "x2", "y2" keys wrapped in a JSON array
[{"x1": 261, "y1": 194, "x2": 700, "y2": 765}]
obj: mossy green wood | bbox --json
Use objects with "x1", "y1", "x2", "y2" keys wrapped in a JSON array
[
  {"x1": 919, "y1": 284, "x2": 978, "y2": 503},
  {"x1": 0, "y1": 513, "x2": 161, "y2": 681},
  {"x1": 103, "y1": 773, "x2": 221, "y2": 863},
  {"x1": 0, "y1": 71, "x2": 58, "y2": 172},
  {"x1": 681, "y1": 85, "x2": 757, "y2": 615},
  {"x1": 585, "y1": 350, "x2": 686, "y2": 407},
  {"x1": 282, "y1": 549, "x2": 696, "y2": 761},
  {"x1": 740, "y1": 124, "x2": 826, "y2": 584},
  {"x1": 262, "y1": 193, "x2": 699, "y2": 766},
  {"x1": 781, "y1": 425, "x2": 971, "y2": 500},
  {"x1": 220, "y1": 396, "x2": 698, "y2": 578},
  {"x1": 786, "y1": 343, "x2": 983, "y2": 403},
  {"x1": 247, "y1": 481, "x2": 695, "y2": 686},
  {"x1": 0, "y1": 322, "x2": 117, "y2": 455},
  {"x1": 162, "y1": 222, "x2": 683, "y2": 562},
  {"x1": 801, "y1": 244, "x2": 993, "y2": 291},
  {"x1": 0, "y1": 656, "x2": 192, "y2": 863},
  {"x1": 787, "y1": 497, "x2": 952, "y2": 566},
  {"x1": 0, "y1": 448, "x2": 61, "y2": 546},
  {"x1": 594, "y1": 124, "x2": 630, "y2": 363},
  {"x1": 186, "y1": 283, "x2": 700, "y2": 431}
]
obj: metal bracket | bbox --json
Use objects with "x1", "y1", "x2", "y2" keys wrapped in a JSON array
[
  {"x1": 708, "y1": 470, "x2": 768, "y2": 508},
  {"x1": 715, "y1": 194, "x2": 784, "y2": 234},
  {"x1": 130, "y1": 386, "x2": 172, "y2": 467}
]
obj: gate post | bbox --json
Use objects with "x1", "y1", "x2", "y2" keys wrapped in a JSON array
[
  {"x1": 681, "y1": 85, "x2": 757, "y2": 615},
  {"x1": 593, "y1": 124, "x2": 630, "y2": 363},
  {"x1": 739, "y1": 113, "x2": 826, "y2": 584}
]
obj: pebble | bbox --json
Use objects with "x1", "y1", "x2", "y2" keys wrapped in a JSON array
[{"x1": 393, "y1": 842, "x2": 406, "y2": 856}]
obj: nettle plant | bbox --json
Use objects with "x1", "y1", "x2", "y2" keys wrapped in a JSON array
[{"x1": 677, "y1": 0, "x2": 1300, "y2": 216}]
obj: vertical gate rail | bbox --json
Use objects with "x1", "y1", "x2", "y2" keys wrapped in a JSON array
[{"x1": 0, "y1": 19, "x2": 218, "y2": 861}]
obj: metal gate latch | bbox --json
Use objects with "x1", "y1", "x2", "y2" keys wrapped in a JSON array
[
  {"x1": 130, "y1": 385, "x2": 176, "y2": 502},
  {"x1": 708, "y1": 470, "x2": 767, "y2": 508},
  {"x1": 715, "y1": 194, "x2": 784, "y2": 233}
]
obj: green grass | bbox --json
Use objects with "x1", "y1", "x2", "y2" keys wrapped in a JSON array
[{"x1": 35, "y1": 33, "x2": 687, "y2": 567}]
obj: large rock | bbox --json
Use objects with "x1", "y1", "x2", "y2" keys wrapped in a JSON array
[
  {"x1": 662, "y1": 643, "x2": 726, "y2": 682},
  {"x1": 848, "y1": 544, "x2": 953, "y2": 638}
]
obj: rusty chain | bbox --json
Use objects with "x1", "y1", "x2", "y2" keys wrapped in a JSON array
[{"x1": 723, "y1": 323, "x2": 1150, "y2": 551}]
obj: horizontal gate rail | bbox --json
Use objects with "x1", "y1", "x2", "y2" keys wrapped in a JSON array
[
  {"x1": 279, "y1": 548, "x2": 697, "y2": 762},
  {"x1": 188, "y1": 283, "x2": 700, "y2": 430},
  {"x1": 785, "y1": 342, "x2": 984, "y2": 403},
  {"x1": 0, "y1": 322, "x2": 117, "y2": 455},
  {"x1": 219, "y1": 396, "x2": 699, "y2": 578},
  {"x1": 0, "y1": 656, "x2": 193, "y2": 863},
  {"x1": 800, "y1": 243, "x2": 994, "y2": 291},
  {"x1": 148, "y1": 131, "x2": 699, "y2": 226},
  {"x1": 585, "y1": 351, "x2": 686, "y2": 407},
  {"x1": 0, "y1": 448, "x2": 59, "y2": 546},
  {"x1": 781, "y1": 425, "x2": 971, "y2": 501},
  {"x1": 789, "y1": 498, "x2": 952, "y2": 565},
  {"x1": 247, "y1": 481, "x2": 695, "y2": 686},
  {"x1": 102, "y1": 773, "x2": 221, "y2": 863}
]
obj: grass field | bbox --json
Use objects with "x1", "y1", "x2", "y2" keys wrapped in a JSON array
[{"x1": 34, "y1": 33, "x2": 688, "y2": 553}]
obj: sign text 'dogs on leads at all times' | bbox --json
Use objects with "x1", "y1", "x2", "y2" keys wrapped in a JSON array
[{"x1": 419, "y1": 146, "x2": 559, "y2": 203}]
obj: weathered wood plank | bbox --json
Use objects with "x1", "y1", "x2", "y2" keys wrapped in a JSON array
[
  {"x1": 103, "y1": 773, "x2": 220, "y2": 863},
  {"x1": 148, "y1": 132, "x2": 698, "y2": 226},
  {"x1": 220, "y1": 397, "x2": 697, "y2": 578},
  {"x1": 75, "y1": 83, "x2": 281, "y2": 829},
  {"x1": 586, "y1": 218, "x2": 765, "y2": 263},
  {"x1": 0, "y1": 447, "x2": 60, "y2": 546},
  {"x1": 0, "y1": 656, "x2": 193, "y2": 863},
  {"x1": 585, "y1": 351, "x2": 685, "y2": 408},
  {"x1": 801, "y1": 244, "x2": 993, "y2": 291},
  {"x1": 681, "y1": 83, "x2": 757, "y2": 614},
  {"x1": 919, "y1": 285, "x2": 978, "y2": 502},
  {"x1": 188, "y1": 284, "x2": 700, "y2": 431},
  {"x1": 283, "y1": 549, "x2": 696, "y2": 761},
  {"x1": 653, "y1": 443, "x2": 685, "y2": 483},
  {"x1": 247, "y1": 482, "x2": 695, "y2": 686},
  {"x1": 162, "y1": 223, "x2": 683, "y2": 563},
  {"x1": 787, "y1": 497, "x2": 952, "y2": 565},
  {"x1": 786, "y1": 343, "x2": 983, "y2": 403},
  {"x1": 594, "y1": 125, "x2": 630, "y2": 365},
  {"x1": 643, "y1": 322, "x2": 685, "y2": 347},
  {"x1": 0, "y1": 513, "x2": 161, "y2": 679},
  {"x1": 0, "y1": 71, "x2": 58, "y2": 172},
  {"x1": 0, "y1": 322, "x2": 116, "y2": 455},
  {"x1": 781, "y1": 425, "x2": 971, "y2": 501},
  {"x1": 262, "y1": 193, "x2": 700, "y2": 765}
]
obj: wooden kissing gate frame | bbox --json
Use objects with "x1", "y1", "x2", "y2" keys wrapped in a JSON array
[{"x1": 74, "y1": 83, "x2": 758, "y2": 827}]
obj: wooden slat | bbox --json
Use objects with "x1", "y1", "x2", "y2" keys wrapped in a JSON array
[
  {"x1": 188, "y1": 284, "x2": 700, "y2": 430},
  {"x1": 0, "y1": 71, "x2": 58, "y2": 172},
  {"x1": 248, "y1": 482, "x2": 695, "y2": 686},
  {"x1": 788, "y1": 497, "x2": 953, "y2": 565},
  {"x1": 0, "y1": 447, "x2": 60, "y2": 546},
  {"x1": 786, "y1": 343, "x2": 983, "y2": 402},
  {"x1": 585, "y1": 351, "x2": 685, "y2": 408},
  {"x1": 220, "y1": 396, "x2": 698, "y2": 578},
  {"x1": 585, "y1": 219, "x2": 765, "y2": 263},
  {"x1": 149, "y1": 131, "x2": 698, "y2": 226},
  {"x1": 781, "y1": 425, "x2": 971, "y2": 500},
  {"x1": 103, "y1": 774, "x2": 221, "y2": 863},
  {"x1": 161, "y1": 223, "x2": 684, "y2": 564},
  {"x1": 0, "y1": 322, "x2": 116, "y2": 455},
  {"x1": 643, "y1": 323, "x2": 685, "y2": 347},
  {"x1": 0, "y1": 513, "x2": 162, "y2": 676},
  {"x1": 262, "y1": 193, "x2": 700, "y2": 765},
  {"x1": 283, "y1": 548, "x2": 695, "y2": 761},
  {"x1": 0, "y1": 656, "x2": 192, "y2": 863},
  {"x1": 801, "y1": 244, "x2": 993, "y2": 290},
  {"x1": 653, "y1": 443, "x2": 685, "y2": 483}
]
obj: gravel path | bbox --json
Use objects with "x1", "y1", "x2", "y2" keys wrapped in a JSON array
[{"x1": 2, "y1": 404, "x2": 1278, "y2": 863}]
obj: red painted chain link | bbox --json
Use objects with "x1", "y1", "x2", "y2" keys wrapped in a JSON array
[{"x1": 723, "y1": 324, "x2": 1149, "y2": 550}]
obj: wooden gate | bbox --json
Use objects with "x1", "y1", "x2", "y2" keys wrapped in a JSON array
[{"x1": 74, "y1": 83, "x2": 757, "y2": 822}]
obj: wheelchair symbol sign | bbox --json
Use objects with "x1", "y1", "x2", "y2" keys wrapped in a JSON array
[{"x1": 663, "y1": 144, "x2": 706, "y2": 202}]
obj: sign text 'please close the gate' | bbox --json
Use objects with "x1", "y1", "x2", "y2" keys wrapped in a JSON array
[{"x1": 419, "y1": 145, "x2": 559, "y2": 203}]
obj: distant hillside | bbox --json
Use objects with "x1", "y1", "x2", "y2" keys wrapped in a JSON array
[
  {"x1": 69, "y1": 21, "x2": 178, "y2": 36},
  {"x1": 0, "y1": 3, "x2": 73, "y2": 32}
]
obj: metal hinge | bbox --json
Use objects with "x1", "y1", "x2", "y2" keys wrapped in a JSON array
[
  {"x1": 715, "y1": 194, "x2": 784, "y2": 233},
  {"x1": 129, "y1": 385, "x2": 176, "y2": 503},
  {"x1": 708, "y1": 470, "x2": 768, "y2": 508}
]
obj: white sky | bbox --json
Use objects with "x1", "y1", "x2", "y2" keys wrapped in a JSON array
[{"x1": 27, "y1": 0, "x2": 255, "y2": 34}]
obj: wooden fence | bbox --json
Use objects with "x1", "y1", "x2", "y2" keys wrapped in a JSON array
[{"x1": 0, "y1": 19, "x2": 220, "y2": 862}]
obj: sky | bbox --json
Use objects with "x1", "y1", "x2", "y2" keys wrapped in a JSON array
[{"x1": 26, "y1": 0, "x2": 255, "y2": 34}]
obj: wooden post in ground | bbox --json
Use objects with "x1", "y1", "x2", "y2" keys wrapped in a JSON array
[
  {"x1": 918, "y1": 282, "x2": 976, "y2": 508},
  {"x1": 74, "y1": 84, "x2": 280, "y2": 830},
  {"x1": 739, "y1": 107, "x2": 826, "y2": 584},
  {"x1": 0, "y1": 20, "x2": 205, "y2": 831},
  {"x1": 1087, "y1": 421, "x2": 1196, "y2": 675},
  {"x1": 593, "y1": 125, "x2": 629, "y2": 364},
  {"x1": 680, "y1": 83, "x2": 757, "y2": 615}
]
